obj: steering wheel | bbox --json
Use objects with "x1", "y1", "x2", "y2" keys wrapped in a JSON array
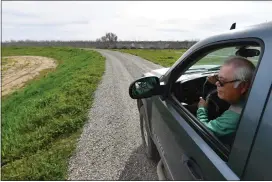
[{"x1": 205, "y1": 89, "x2": 230, "y2": 120}]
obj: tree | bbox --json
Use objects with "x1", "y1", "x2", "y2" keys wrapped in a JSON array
[
  {"x1": 96, "y1": 32, "x2": 118, "y2": 48},
  {"x1": 96, "y1": 32, "x2": 118, "y2": 42}
]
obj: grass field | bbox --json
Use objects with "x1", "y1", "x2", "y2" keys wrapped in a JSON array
[
  {"x1": 116, "y1": 48, "x2": 258, "y2": 67},
  {"x1": 1, "y1": 47, "x2": 105, "y2": 180},
  {"x1": 116, "y1": 49, "x2": 187, "y2": 67},
  {"x1": 116, "y1": 48, "x2": 226, "y2": 67}
]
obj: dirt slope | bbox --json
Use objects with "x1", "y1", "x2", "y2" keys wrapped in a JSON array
[{"x1": 1, "y1": 56, "x2": 57, "y2": 96}]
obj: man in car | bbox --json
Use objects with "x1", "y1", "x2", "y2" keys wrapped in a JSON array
[{"x1": 197, "y1": 56, "x2": 256, "y2": 138}]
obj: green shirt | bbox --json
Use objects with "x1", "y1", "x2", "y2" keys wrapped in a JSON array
[{"x1": 197, "y1": 105, "x2": 242, "y2": 137}]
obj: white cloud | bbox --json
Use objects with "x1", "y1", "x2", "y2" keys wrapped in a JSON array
[{"x1": 2, "y1": 1, "x2": 272, "y2": 41}]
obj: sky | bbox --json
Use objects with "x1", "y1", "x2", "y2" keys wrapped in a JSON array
[{"x1": 2, "y1": 1, "x2": 272, "y2": 42}]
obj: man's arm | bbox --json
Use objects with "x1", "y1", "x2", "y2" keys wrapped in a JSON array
[{"x1": 197, "y1": 107, "x2": 239, "y2": 136}]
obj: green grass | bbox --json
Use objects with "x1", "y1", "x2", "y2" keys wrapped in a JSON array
[
  {"x1": 197, "y1": 56, "x2": 225, "y2": 65},
  {"x1": 1, "y1": 46, "x2": 105, "y2": 180},
  {"x1": 116, "y1": 49, "x2": 224, "y2": 67},
  {"x1": 116, "y1": 48, "x2": 258, "y2": 67},
  {"x1": 116, "y1": 49, "x2": 187, "y2": 67}
]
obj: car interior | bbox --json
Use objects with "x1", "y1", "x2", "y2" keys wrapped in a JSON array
[{"x1": 171, "y1": 45, "x2": 261, "y2": 149}]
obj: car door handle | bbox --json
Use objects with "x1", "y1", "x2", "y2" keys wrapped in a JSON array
[{"x1": 182, "y1": 155, "x2": 204, "y2": 180}]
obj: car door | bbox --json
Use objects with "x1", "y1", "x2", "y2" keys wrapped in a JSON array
[
  {"x1": 150, "y1": 39, "x2": 267, "y2": 180},
  {"x1": 242, "y1": 88, "x2": 272, "y2": 180}
]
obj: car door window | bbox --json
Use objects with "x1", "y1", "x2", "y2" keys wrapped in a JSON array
[{"x1": 169, "y1": 43, "x2": 262, "y2": 161}]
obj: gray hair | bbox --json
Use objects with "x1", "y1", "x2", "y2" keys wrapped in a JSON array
[{"x1": 223, "y1": 56, "x2": 256, "y2": 88}]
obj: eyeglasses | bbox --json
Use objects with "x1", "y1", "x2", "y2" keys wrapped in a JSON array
[{"x1": 214, "y1": 75, "x2": 241, "y2": 87}]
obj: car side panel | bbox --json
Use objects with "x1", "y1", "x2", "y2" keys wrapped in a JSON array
[
  {"x1": 243, "y1": 88, "x2": 271, "y2": 180},
  {"x1": 141, "y1": 98, "x2": 154, "y2": 136},
  {"x1": 150, "y1": 96, "x2": 194, "y2": 180},
  {"x1": 150, "y1": 96, "x2": 239, "y2": 180}
]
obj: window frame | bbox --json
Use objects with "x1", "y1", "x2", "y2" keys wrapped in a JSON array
[{"x1": 163, "y1": 38, "x2": 265, "y2": 162}]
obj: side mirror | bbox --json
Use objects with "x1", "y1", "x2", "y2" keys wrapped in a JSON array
[{"x1": 129, "y1": 76, "x2": 162, "y2": 99}]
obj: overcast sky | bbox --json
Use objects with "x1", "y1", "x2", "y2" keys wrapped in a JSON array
[{"x1": 2, "y1": 1, "x2": 272, "y2": 42}]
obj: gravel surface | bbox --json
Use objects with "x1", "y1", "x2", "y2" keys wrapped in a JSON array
[{"x1": 68, "y1": 50, "x2": 163, "y2": 180}]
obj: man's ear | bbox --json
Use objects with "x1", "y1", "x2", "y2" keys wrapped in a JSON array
[{"x1": 240, "y1": 82, "x2": 250, "y2": 94}]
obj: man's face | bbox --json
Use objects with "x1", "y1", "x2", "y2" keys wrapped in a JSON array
[{"x1": 216, "y1": 65, "x2": 248, "y2": 104}]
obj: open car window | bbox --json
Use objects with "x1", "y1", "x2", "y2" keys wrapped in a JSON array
[
  {"x1": 181, "y1": 46, "x2": 260, "y2": 75},
  {"x1": 169, "y1": 42, "x2": 262, "y2": 161}
]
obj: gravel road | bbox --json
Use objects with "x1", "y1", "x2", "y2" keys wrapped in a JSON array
[{"x1": 68, "y1": 50, "x2": 163, "y2": 180}]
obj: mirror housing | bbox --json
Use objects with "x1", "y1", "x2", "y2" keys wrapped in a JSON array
[
  {"x1": 236, "y1": 47, "x2": 260, "y2": 57},
  {"x1": 129, "y1": 76, "x2": 164, "y2": 99}
]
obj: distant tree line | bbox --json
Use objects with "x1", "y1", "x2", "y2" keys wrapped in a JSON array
[{"x1": 2, "y1": 32, "x2": 198, "y2": 49}]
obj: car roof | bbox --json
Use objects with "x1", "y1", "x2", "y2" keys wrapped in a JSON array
[{"x1": 192, "y1": 21, "x2": 272, "y2": 49}]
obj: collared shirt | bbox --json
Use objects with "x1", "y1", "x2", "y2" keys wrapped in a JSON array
[{"x1": 196, "y1": 99, "x2": 244, "y2": 136}]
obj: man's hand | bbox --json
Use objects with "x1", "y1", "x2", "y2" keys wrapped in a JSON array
[
  {"x1": 207, "y1": 74, "x2": 218, "y2": 85},
  {"x1": 198, "y1": 97, "x2": 208, "y2": 108}
]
